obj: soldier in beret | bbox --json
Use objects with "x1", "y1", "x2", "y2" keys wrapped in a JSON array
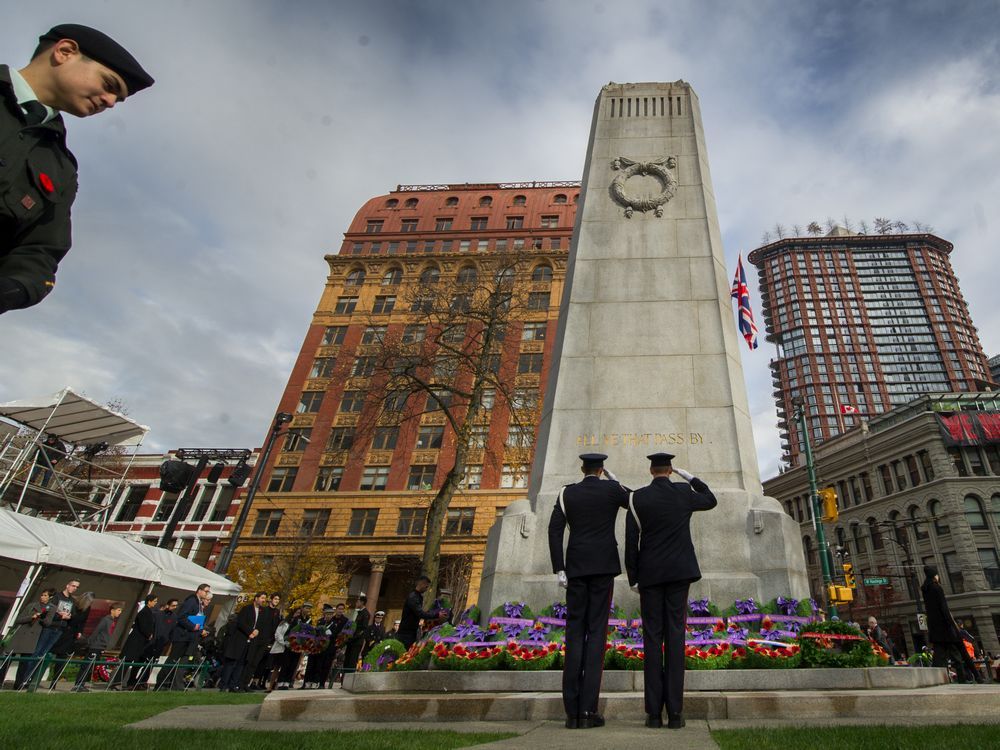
[
  {"x1": 1, "y1": 24, "x2": 154, "y2": 314},
  {"x1": 548, "y1": 452, "x2": 629, "y2": 730},
  {"x1": 625, "y1": 452, "x2": 717, "y2": 729}
]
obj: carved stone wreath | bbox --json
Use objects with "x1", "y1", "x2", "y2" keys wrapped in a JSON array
[{"x1": 609, "y1": 156, "x2": 677, "y2": 218}]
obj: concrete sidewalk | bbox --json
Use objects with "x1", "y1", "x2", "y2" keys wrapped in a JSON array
[{"x1": 128, "y1": 705, "x2": 721, "y2": 749}]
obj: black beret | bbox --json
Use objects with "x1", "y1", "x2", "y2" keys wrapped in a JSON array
[
  {"x1": 647, "y1": 452, "x2": 675, "y2": 467},
  {"x1": 40, "y1": 24, "x2": 154, "y2": 96},
  {"x1": 579, "y1": 453, "x2": 607, "y2": 469}
]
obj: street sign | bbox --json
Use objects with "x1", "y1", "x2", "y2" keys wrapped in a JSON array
[{"x1": 863, "y1": 576, "x2": 890, "y2": 585}]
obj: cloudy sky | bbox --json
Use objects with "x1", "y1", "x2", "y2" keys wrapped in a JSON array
[{"x1": 2, "y1": 1, "x2": 998, "y2": 481}]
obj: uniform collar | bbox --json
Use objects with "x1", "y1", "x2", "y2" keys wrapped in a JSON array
[{"x1": 7, "y1": 66, "x2": 57, "y2": 124}]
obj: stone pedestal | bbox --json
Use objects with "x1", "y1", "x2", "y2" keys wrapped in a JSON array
[{"x1": 478, "y1": 82, "x2": 808, "y2": 617}]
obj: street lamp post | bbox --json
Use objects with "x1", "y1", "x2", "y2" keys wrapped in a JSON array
[
  {"x1": 215, "y1": 412, "x2": 293, "y2": 575},
  {"x1": 793, "y1": 398, "x2": 837, "y2": 619}
]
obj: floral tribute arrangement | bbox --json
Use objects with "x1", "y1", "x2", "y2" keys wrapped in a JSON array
[
  {"x1": 359, "y1": 595, "x2": 890, "y2": 673},
  {"x1": 798, "y1": 620, "x2": 876, "y2": 668},
  {"x1": 288, "y1": 623, "x2": 330, "y2": 654},
  {"x1": 336, "y1": 619, "x2": 355, "y2": 648},
  {"x1": 361, "y1": 638, "x2": 406, "y2": 672}
]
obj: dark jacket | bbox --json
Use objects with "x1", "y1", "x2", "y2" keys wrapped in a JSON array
[
  {"x1": 171, "y1": 594, "x2": 205, "y2": 644},
  {"x1": 624, "y1": 475, "x2": 718, "y2": 587},
  {"x1": 5, "y1": 601, "x2": 48, "y2": 654},
  {"x1": 222, "y1": 603, "x2": 261, "y2": 660},
  {"x1": 86, "y1": 614, "x2": 119, "y2": 651},
  {"x1": 548, "y1": 475, "x2": 629, "y2": 578},
  {"x1": 350, "y1": 607, "x2": 370, "y2": 643},
  {"x1": 0, "y1": 65, "x2": 78, "y2": 311},
  {"x1": 151, "y1": 608, "x2": 178, "y2": 652},
  {"x1": 398, "y1": 591, "x2": 438, "y2": 639},
  {"x1": 921, "y1": 574, "x2": 961, "y2": 644},
  {"x1": 121, "y1": 605, "x2": 157, "y2": 660}
]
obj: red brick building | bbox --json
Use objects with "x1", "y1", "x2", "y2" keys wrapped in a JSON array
[{"x1": 233, "y1": 182, "x2": 579, "y2": 616}]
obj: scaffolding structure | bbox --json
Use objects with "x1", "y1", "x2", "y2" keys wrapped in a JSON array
[{"x1": 0, "y1": 388, "x2": 149, "y2": 529}]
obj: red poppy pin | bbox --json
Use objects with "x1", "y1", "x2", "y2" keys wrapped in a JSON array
[{"x1": 38, "y1": 172, "x2": 55, "y2": 193}]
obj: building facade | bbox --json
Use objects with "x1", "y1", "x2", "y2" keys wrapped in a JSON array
[
  {"x1": 748, "y1": 230, "x2": 994, "y2": 468},
  {"x1": 231, "y1": 182, "x2": 578, "y2": 619},
  {"x1": 763, "y1": 392, "x2": 1000, "y2": 656},
  {"x1": 94, "y1": 450, "x2": 258, "y2": 570}
]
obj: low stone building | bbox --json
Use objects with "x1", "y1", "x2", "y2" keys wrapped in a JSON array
[{"x1": 764, "y1": 392, "x2": 1000, "y2": 656}]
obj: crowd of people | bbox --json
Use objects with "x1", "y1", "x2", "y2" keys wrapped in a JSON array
[{"x1": 0, "y1": 580, "x2": 398, "y2": 693}]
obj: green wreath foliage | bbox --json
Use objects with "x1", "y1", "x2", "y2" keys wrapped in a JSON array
[
  {"x1": 361, "y1": 638, "x2": 406, "y2": 672},
  {"x1": 798, "y1": 620, "x2": 875, "y2": 668}
]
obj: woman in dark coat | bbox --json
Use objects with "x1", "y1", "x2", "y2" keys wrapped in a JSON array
[
  {"x1": 1, "y1": 589, "x2": 51, "y2": 688},
  {"x1": 920, "y1": 565, "x2": 975, "y2": 682}
]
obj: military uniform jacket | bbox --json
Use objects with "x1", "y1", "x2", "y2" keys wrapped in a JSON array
[
  {"x1": 624, "y1": 476, "x2": 717, "y2": 588},
  {"x1": 1, "y1": 65, "x2": 78, "y2": 308},
  {"x1": 548, "y1": 475, "x2": 629, "y2": 578}
]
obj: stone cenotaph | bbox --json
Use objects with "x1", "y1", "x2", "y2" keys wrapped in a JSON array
[{"x1": 478, "y1": 82, "x2": 808, "y2": 615}]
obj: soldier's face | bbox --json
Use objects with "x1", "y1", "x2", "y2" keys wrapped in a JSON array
[{"x1": 48, "y1": 41, "x2": 128, "y2": 117}]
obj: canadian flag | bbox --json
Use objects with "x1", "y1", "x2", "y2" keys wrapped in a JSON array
[{"x1": 840, "y1": 404, "x2": 859, "y2": 415}]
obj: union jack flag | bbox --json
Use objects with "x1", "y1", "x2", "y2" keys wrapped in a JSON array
[{"x1": 730, "y1": 254, "x2": 758, "y2": 350}]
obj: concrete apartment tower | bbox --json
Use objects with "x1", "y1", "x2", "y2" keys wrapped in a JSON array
[{"x1": 478, "y1": 82, "x2": 808, "y2": 614}]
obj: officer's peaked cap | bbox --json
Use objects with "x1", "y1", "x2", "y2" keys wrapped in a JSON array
[
  {"x1": 40, "y1": 24, "x2": 154, "y2": 96},
  {"x1": 647, "y1": 452, "x2": 675, "y2": 467},
  {"x1": 579, "y1": 453, "x2": 607, "y2": 469}
]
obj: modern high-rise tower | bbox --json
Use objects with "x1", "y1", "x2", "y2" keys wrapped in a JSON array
[{"x1": 748, "y1": 229, "x2": 995, "y2": 468}]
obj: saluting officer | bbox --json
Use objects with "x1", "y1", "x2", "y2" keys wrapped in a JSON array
[
  {"x1": 625, "y1": 452, "x2": 717, "y2": 729},
  {"x1": 548, "y1": 452, "x2": 629, "y2": 730},
  {"x1": 1, "y1": 24, "x2": 154, "y2": 314}
]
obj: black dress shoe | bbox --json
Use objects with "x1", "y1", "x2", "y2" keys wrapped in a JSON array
[
  {"x1": 580, "y1": 712, "x2": 605, "y2": 728},
  {"x1": 645, "y1": 715, "x2": 663, "y2": 728},
  {"x1": 667, "y1": 714, "x2": 685, "y2": 729},
  {"x1": 565, "y1": 715, "x2": 579, "y2": 729}
]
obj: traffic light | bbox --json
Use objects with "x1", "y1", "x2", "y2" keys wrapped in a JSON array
[
  {"x1": 228, "y1": 461, "x2": 253, "y2": 488},
  {"x1": 819, "y1": 487, "x2": 838, "y2": 522},
  {"x1": 843, "y1": 562, "x2": 856, "y2": 588},
  {"x1": 827, "y1": 584, "x2": 854, "y2": 603}
]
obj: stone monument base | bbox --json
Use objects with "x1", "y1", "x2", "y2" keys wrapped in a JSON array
[{"x1": 478, "y1": 489, "x2": 809, "y2": 617}]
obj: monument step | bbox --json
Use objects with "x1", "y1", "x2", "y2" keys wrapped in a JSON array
[
  {"x1": 259, "y1": 684, "x2": 998, "y2": 724},
  {"x1": 342, "y1": 666, "x2": 948, "y2": 694}
]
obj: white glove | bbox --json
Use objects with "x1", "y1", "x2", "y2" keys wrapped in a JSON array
[
  {"x1": 557, "y1": 571, "x2": 568, "y2": 589},
  {"x1": 674, "y1": 467, "x2": 695, "y2": 482},
  {"x1": 630, "y1": 583, "x2": 640, "y2": 593},
  {"x1": 603, "y1": 467, "x2": 619, "y2": 483}
]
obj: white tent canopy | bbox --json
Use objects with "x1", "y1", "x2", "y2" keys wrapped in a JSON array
[
  {"x1": 0, "y1": 507, "x2": 239, "y2": 594},
  {"x1": 0, "y1": 387, "x2": 149, "y2": 445}
]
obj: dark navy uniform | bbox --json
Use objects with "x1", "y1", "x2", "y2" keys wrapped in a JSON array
[
  {"x1": 548, "y1": 453, "x2": 628, "y2": 727},
  {"x1": 0, "y1": 66, "x2": 77, "y2": 311},
  {"x1": 1, "y1": 25, "x2": 153, "y2": 313},
  {"x1": 625, "y1": 453, "x2": 716, "y2": 725}
]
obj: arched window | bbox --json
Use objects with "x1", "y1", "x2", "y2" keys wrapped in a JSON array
[
  {"x1": 404, "y1": 198, "x2": 418, "y2": 208},
  {"x1": 513, "y1": 194, "x2": 526, "y2": 206},
  {"x1": 929, "y1": 499, "x2": 950, "y2": 535},
  {"x1": 419, "y1": 266, "x2": 440, "y2": 285},
  {"x1": 867, "y1": 517, "x2": 883, "y2": 550},
  {"x1": 532, "y1": 264, "x2": 553, "y2": 282},
  {"x1": 851, "y1": 522, "x2": 866, "y2": 554},
  {"x1": 457, "y1": 265, "x2": 478, "y2": 285},
  {"x1": 479, "y1": 196, "x2": 493, "y2": 207},
  {"x1": 964, "y1": 494, "x2": 987, "y2": 529},
  {"x1": 345, "y1": 268, "x2": 366, "y2": 286},
  {"x1": 385, "y1": 198, "x2": 398, "y2": 208},
  {"x1": 803, "y1": 535, "x2": 815, "y2": 565},
  {"x1": 445, "y1": 196, "x2": 459, "y2": 206},
  {"x1": 495, "y1": 267, "x2": 515, "y2": 286},
  {"x1": 887, "y1": 510, "x2": 907, "y2": 546},
  {"x1": 553, "y1": 194, "x2": 567, "y2": 204},
  {"x1": 909, "y1": 504, "x2": 928, "y2": 540},
  {"x1": 573, "y1": 193, "x2": 580, "y2": 203},
  {"x1": 382, "y1": 268, "x2": 403, "y2": 286},
  {"x1": 992, "y1": 494, "x2": 1000, "y2": 528}
]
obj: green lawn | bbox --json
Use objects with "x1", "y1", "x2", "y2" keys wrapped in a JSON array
[
  {"x1": 713, "y1": 725, "x2": 1000, "y2": 750},
  {"x1": 0, "y1": 692, "x2": 515, "y2": 750}
]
